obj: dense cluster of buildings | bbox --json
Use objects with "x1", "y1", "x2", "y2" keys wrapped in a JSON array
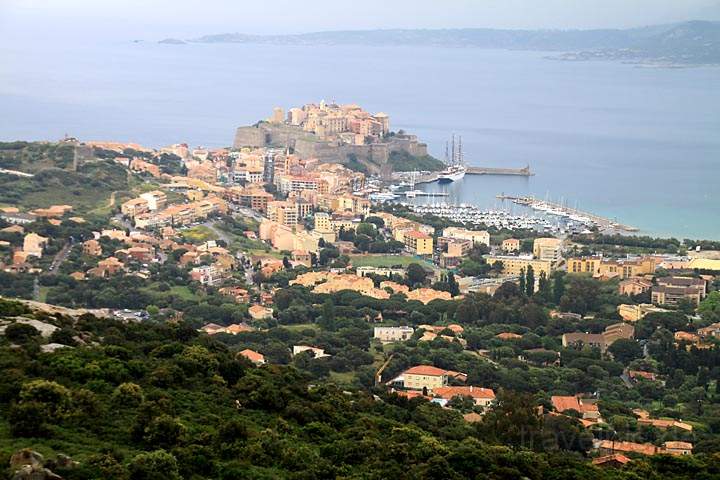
[{"x1": 272, "y1": 101, "x2": 390, "y2": 145}]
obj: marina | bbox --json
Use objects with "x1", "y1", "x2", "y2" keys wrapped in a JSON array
[
  {"x1": 402, "y1": 202, "x2": 594, "y2": 235},
  {"x1": 496, "y1": 194, "x2": 639, "y2": 232}
]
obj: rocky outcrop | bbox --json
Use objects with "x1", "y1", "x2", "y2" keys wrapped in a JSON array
[
  {"x1": 8, "y1": 449, "x2": 73, "y2": 480},
  {"x1": 9, "y1": 449, "x2": 44, "y2": 470}
]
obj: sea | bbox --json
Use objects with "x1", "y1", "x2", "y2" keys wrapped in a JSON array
[{"x1": 1, "y1": 40, "x2": 719, "y2": 239}]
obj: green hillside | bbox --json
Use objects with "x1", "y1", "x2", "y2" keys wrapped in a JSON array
[{"x1": 0, "y1": 142, "x2": 135, "y2": 214}]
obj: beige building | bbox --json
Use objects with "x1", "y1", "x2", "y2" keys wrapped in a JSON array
[
  {"x1": 121, "y1": 198, "x2": 150, "y2": 217},
  {"x1": 618, "y1": 277, "x2": 653, "y2": 296},
  {"x1": 562, "y1": 323, "x2": 634, "y2": 353},
  {"x1": 139, "y1": 190, "x2": 167, "y2": 211},
  {"x1": 374, "y1": 326, "x2": 414, "y2": 343},
  {"x1": 442, "y1": 227, "x2": 490, "y2": 247},
  {"x1": 652, "y1": 277, "x2": 706, "y2": 306},
  {"x1": 533, "y1": 237, "x2": 562, "y2": 262},
  {"x1": 485, "y1": 255, "x2": 554, "y2": 277},
  {"x1": 267, "y1": 201, "x2": 301, "y2": 227},
  {"x1": 502, "y1": 238, "x2": 521, "y2": 252},
  {"x1": 314, "y1": 212, "x2": 332, "y2": 232},
  {"x1": 82, "y1": 239, "x2": 102, "y2": 257},
  {"x1": 566, "y1": 256, "x2": 656, "y2": 279},
  {"x1": 23, "y1": 233, "x2": 49, "y2": 258},
  {"x1": 259, "y1": 220, "x2": 295, "y2": 251},
  {"x1": 402, "y1": 365, "x2": 449, "y2": 392},
  {"x1": 618, "y1": 303, "x2": 670, "y2": 322},
  {"x1": 403, "y1": 230, "x2": 433, "y2": 255}
]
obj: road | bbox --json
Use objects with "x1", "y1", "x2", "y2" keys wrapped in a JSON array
[{"x1": 48, "y1": 242, "x2": 72, "y2": 274}]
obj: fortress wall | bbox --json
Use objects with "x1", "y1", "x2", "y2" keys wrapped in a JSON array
[
  {"x1": 233, "y1": 126, "x2": 266, "y2": 148},
  {"x1": 233, "y1": 123, "x2": 429, "y2": 172}
]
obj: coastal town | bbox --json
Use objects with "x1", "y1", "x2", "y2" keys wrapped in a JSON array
[{"x1": 1, "y1": 102, "x2": 720, "y2": 478}]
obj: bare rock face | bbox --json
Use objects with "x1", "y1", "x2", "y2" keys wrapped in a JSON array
[
  {"x1": 9, "y1": 449, "x2": 44, "y2": 470},
  {"x1": 8, "y1": 449, "x2": 68, "y2": 480},
  {"x1": 11, "y1": 465, "x2": 63, "y2": 480}
]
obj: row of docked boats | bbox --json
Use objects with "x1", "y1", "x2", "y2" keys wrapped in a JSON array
[{"x1": 405, "y1": 203, "x2": 594, "y2": 235}]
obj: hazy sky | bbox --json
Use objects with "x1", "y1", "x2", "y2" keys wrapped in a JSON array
[{"x1": 2, "y1": 0, "x2": 719, "y2": 42}]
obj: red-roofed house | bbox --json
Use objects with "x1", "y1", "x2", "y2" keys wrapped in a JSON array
[
  {"x1": 238, "y1": 348, "x2": 266, "y2": 366},
  {"x1": 592, "y1": 454, "x2": 631, "y2": 468},
  {"x1": 200, "y1": 323, "x2": 226, "y2": 335},
  {"x1": 551, "y1": 395, "x2": 601, "y2": 420},
  {"x1": 628, "y1": 370, "x2": 657, "y2": 382},
  {"x1": 432, "y1": 386, "x2": 496, "y2": 408},
  {"x1": 598, "y1": 440, "x2": 658, "y2": 456},
  {"x1": 248, "y1": 304, "x2": 273, "y2": 320}
]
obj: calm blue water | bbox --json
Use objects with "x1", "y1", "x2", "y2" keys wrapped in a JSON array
[{"x1": 1, "y1": 40, "x2": 719, "y2": 239}]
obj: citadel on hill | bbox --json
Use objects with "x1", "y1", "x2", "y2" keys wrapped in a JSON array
[{"x1": 234, "y1": 101, "x2": 432, "y2": 175}]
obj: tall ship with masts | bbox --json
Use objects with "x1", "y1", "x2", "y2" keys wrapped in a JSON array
[{"x1": 437, "y1": 134, "x2": 467, "y2": 183}]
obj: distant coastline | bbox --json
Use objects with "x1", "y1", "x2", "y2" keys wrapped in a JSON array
[{"x1": 155, "y1": 21, "x2": 720, "y2": 66}]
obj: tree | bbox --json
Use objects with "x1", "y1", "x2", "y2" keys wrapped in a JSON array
[
  {"x1": 356, "y1": 222, "x2": 376, "y2": 238},
  {"x1": 537, "y1": 271, "x2": 551, "y2": 303},
  {"x1": 9, "y1": 401, "x2": 48, "y2": 437},
  {"x1": 493, "y1": 282, "x2": 522, "y2": 300},
  {"x1": 698, "y1": 291, "x2": 720, "y2": 322},
  {"x1": 319, "y1": 299, "x2": 336, "y2": 331},
  {"x1": 560, "y1": 276, "x2": 599, "y2": 315},
  {"x1": 143, "y1": 415, "x2": 186, "y2": 449},
  {"x1": 4, "y1": 323, "x2": 40, "y2": 343},
  {"x1": 128, "y1": 450, "x2": 181, "y2": 480},
  {"x1": 519, "y1": 268, "x2": 526, "y2": 295},
  {"x1": 446, "y1": 272, "x2": 460, "y2": 296},
  {"x1": 365, "y1": 216, "x2": 385, "y2": 228},
  {"x1": 525, "y1": 265, "x2": 535, "y2": 297},
  {"x1": 482, "y1": 390, "x2": 543, "y2": 450},
  {"x1": 552, "y1": 272, "x2": 565, "y2": 305},
  {"x1": 407, "y1": 263, "x2": 427, "y2": 286},
  {"x1": 49, "y1": 327, "x2": 78, "y2": 346},
  {"x1": 607, "y1": 338, "x2": 643, "y2": 365}
]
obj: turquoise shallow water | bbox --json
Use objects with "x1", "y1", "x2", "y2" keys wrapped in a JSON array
[{"x1": 0, "y1": 40, "x2": 718, "y2": 238}]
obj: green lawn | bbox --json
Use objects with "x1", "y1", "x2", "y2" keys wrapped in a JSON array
[
  {"x1": 281, "y1": 323, "x2": 317, "y2": 332},
  {"x1": 349, "y1": 255, "x2": 421, "y2": 268},
  {"x1": 328, "y1": 370, "x2": 357, "y2": 387},
  {"x1": 167, "y1": 285, "x2": 200, "y2": 301},
  {"x1": 181, "y1": 226, "x2": 219, "y2": 244}
]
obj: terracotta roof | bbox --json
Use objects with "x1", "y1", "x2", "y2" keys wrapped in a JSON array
[
  {"x1": 496, "y1": 332, "x2": 523, "y2": 340},
  {"x1": 463, "y1": 412, "x2": 483, "y2": 423},
  {"x1": 638, "y1": 418, "x2": 693, "y2": 431},
  {"x1": 433, "y1": 386, "x2": 495, "y2": 400},
  {"x1": 628, "y1": 370, "x2": 656, "y2": 381},
  {"x1": 663, "y1": 441, "x2": 693, "y2": 450},
  {"x1": 404, "y1": 365, "x2": 448, "y2": 376},
  {"x1": 404, "y1": 230, "x2": 431, "y2": 239},
  {"x1": 249, "y1": 305, "x2": 270, "y2": 314},
  {"x1": 238, "y1": 349, "x2": 264, "y2": 363},
  {"x1": 551, "y1": 395, "x2": 599, "y2": 414},
  {"x1": 598, "y1": 440, "x2": 657, "y2": 456},
  {"x1": 394, "y1": 390, "x2": 431, "y2": 400},
  {"x1": 592, "y1": 454, "x2": 631, "y2": 466}
]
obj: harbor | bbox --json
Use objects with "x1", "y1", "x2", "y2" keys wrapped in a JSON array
[
  {"x1": 496, "y1": 194, "x2": 639, "y2": 233},
  {"x1": 392, "y1": 165, "x2": 532, "y2": 186},
  {"x1": 401, "y1": 202, "x2": 594, "y2": 235}
]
